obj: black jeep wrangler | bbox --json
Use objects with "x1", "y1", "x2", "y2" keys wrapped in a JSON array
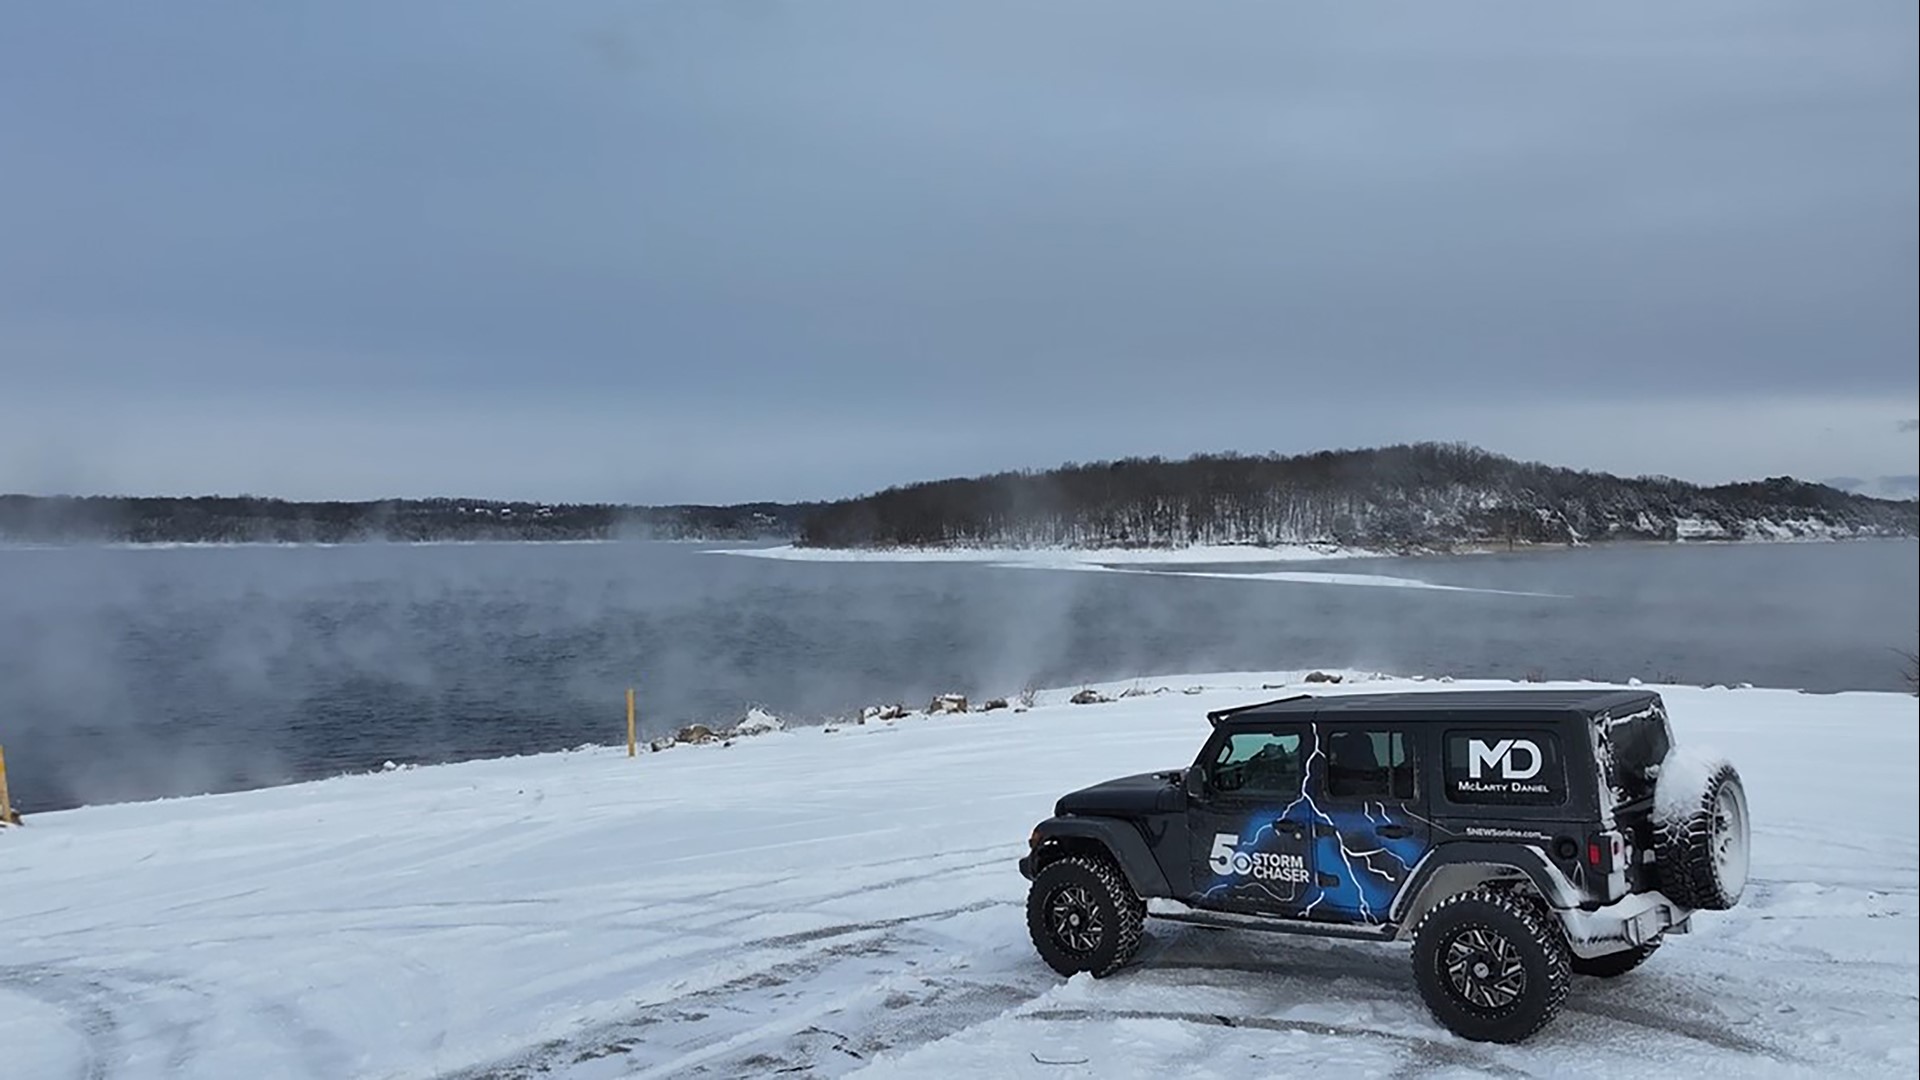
[{"x1": 1018, "y1": 689, "x2": 1749, "y2": 1043}]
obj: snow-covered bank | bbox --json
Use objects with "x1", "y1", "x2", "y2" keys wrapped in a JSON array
[{"x1": 4, "y1": 674, "x2": 1915, "y2": 1078}]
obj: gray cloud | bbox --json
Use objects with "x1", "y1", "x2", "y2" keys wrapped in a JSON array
[{"x1": 1, "y1": 1, "x2": 1914, "y2": 500}]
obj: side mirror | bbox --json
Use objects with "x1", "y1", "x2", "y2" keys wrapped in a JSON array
[{"x1": 1184, "y1": 764, "x2": 1209, "y2": 801}]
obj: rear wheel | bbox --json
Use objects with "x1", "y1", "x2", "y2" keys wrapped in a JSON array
[
  {"x1": 1571, "y1": 940, "x2": 1660, "y2": 978},
  {"x1": 1026, "y1": 855, "x2": 1145, "y2": 978},
  {"x1": 1411, "y1": 889, "x2": 1571, "y2": 1043}
]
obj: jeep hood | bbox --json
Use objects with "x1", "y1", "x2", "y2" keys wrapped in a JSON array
[{"x1": 1055, "y1": 771, "x2": 1182, "y2": 817}]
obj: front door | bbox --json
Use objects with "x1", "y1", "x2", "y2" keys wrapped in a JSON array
[
  {"x1": 1187, "y1": 724, "x2": 1318, "y2": 916},
  {"x1": 1313, "y1": 725, "x2": 1432, "y2": 924}
]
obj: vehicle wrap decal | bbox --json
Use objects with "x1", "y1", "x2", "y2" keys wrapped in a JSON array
[{"x1": 1200, "y1": 722, "x2": 1434, "y2": 923}]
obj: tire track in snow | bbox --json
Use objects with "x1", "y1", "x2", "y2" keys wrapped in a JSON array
[
  {"x1": 1128, "y1": 925, "x2": 1802, "y2": 1065},
  {"x1": 0, "y1": 965, "x2": 117, "y2": 1080},
  {"x1": 440, "y1": 898, "x2": 1027, "y2": 1080},
  {"x1": 36, "y1": 843, "x2": 1016, "y2": 932},
  {"x1": 627, "y1": 844, "x2": 1015, "y2": 911},
  {"x1": 9, "y1": 848, "x2": 1018, "y2": 1078},
  {"x1": 0, "y1": 962, "x2": 359, "y2": 1080},
  {"x1": 1015, "y1": 1008, "x2": 1532, "y2": 1078},
  {"x1": 19, "y1": 850, "x2": 1012, "y2": 951}
]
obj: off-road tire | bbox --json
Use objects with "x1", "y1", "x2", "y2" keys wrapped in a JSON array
[
  {"x1": 1026, "y1": 855, "x2": 1146, "y2": 978},
  {"x1": 1411, "y1": 888, "x2": 1572, "y2": 1043},
  {"x1": 1570, "y1": 940, "x2": 1661, "y2": 978},
  {"x1": 1655, "y1": 762, "x2": 1749, "y2": 911}
]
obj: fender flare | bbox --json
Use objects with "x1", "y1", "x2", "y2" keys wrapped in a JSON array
[
  {"x1": 1388, "y1": 842, "x2": 1583, "y2": 925},
  {"x1": 1029, "y1": 816, "x2": 1174, "y2": 898}
]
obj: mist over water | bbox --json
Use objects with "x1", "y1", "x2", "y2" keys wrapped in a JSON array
[{"x1": 1, "y1": 539, "x2": 1913, "y2": 813}]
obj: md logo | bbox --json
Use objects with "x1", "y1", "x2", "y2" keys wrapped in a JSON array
[{"x1": 1467, "y1": 738, "x2": 1543, "y2": 780}]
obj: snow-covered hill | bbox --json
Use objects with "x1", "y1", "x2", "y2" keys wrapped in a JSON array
[
  {"x1": 799, "y1": 445, "x2": 1920, "y2": 551},
  {"x1": 4, "y1": 674, "x2": 1915, "y2": 1079}
]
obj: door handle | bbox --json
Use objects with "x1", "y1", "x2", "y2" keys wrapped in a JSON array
[{"x1": 1376, "y1": 825, "x2": 1413, "y2": 839}]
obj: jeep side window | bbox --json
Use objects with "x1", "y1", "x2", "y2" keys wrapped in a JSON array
[
  {"x1": 1211, "y1": 731, "x2": 1303, "y2": 796},
  {"x1": 1327, "y1": 729, "x2": 1414, "y2": 800}
]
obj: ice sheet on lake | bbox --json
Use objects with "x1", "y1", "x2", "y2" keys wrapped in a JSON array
[
  {"x1": 714, "y1": 543, "x2": 1563, "y2": 595},
  {"x1": 710, "y1": 542, "x2": 1371, "y2": 565}
]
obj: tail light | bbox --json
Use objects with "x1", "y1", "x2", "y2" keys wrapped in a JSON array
[{"x1": 1586, "y1": 831, "x2": 1624, "y2": 872}]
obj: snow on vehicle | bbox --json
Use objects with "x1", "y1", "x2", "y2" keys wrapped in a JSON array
[{"x1": 1017, "y1": 689, "x2": 1749, "y2": 1043}]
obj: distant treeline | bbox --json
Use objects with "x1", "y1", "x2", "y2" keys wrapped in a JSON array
[
  {"x1": 8, "y1": 444, "x2": 1916, "y2": 549},
  {"x1": 0, "y1": 495, "x2": 815, "y2": 545},
  {"x1": 797, "y1": 443, "x2": 1920, "y2": 550}
]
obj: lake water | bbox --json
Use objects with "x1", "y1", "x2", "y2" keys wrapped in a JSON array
[{"x1": 0, "y1": 539, "x2": 1913, "y2": 813}]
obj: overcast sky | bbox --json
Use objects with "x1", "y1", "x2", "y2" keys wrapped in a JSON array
[{"x1": 3, "y1": 1, "x2": 1915, "y2": 503}]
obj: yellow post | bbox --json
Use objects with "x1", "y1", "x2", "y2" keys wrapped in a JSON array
[
  {"x1": 626, "y1": 687, "x2": 637, "y2": 758},
  {"x1": 0, "y1": 743, "x2": 20, "y2": 826}
]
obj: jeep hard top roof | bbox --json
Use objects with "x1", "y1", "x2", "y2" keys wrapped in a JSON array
[{"x1": 1206, "y1": 689, "x2": 1661, "y2": 727}]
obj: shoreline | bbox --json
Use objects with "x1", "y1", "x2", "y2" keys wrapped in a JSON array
[
  {"x1": 16, "y1": 668, "x2": 1908, "y2": 820},
  {"x1": 718, "y1": 532, "x2": 1915, "y2": 566},
  {"x1": 2, "y1": 532, "x2": 1913, "y2": 555}
]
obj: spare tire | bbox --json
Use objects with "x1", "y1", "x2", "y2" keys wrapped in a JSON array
[{"x1": 1654, "y1": 757, "x2": 1749, "y2": 910}]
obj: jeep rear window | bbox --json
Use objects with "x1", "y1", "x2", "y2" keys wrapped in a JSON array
[
  {"x1": 1443, "y1": 731, "x2": 1566, "y2": 806},
  {"x1": 1601, "y1": 706, "x2": 1671, "y2": 800},
  {"x1": 1326, "y1": 729, "x2": 1415, "y2": 800}
]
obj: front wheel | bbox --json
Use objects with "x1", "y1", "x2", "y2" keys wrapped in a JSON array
[
  {"x1": 1026, "y1": 855, "x2": 1145, "y2": 977},
  {"x1": 1411, "y1": 889, "x2": 1571, "y2": 1043}
]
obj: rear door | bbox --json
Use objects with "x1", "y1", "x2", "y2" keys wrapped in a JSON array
[
  {"x1": 1435, "y1": 722, "x2": 1604, "y2": 898},
  {"x1": 1187, "y1": 723, "x2": 1317, "y2": 915},
  {"x1": 1313, "y1": 724, "x2": 1430, "y2": 923}
]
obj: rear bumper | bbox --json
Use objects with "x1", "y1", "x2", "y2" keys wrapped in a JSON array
[{"x1": 1560, "y1": 890, "x2": 1693, "y2": 959}]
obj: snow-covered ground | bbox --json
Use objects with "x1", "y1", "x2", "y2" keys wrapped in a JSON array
[{"x1": 4, "y1": 674, "x2": 1915, "y2": 1079}]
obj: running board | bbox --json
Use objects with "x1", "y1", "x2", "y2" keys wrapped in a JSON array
[{"x1": 1147, "y1": 899, "x2": 1399, "y2": 941}]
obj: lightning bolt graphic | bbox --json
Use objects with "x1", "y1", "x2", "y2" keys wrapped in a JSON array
[
  {"x1": 1345, "y1": 849, "x2": 1403, "y2": 880},
  {"x1": 1202, "y1": 728, "x2": 1435, "y2": 922},
  {"x1": 1277, "y1": 721, "x2": 1387, "y2": 922}
]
